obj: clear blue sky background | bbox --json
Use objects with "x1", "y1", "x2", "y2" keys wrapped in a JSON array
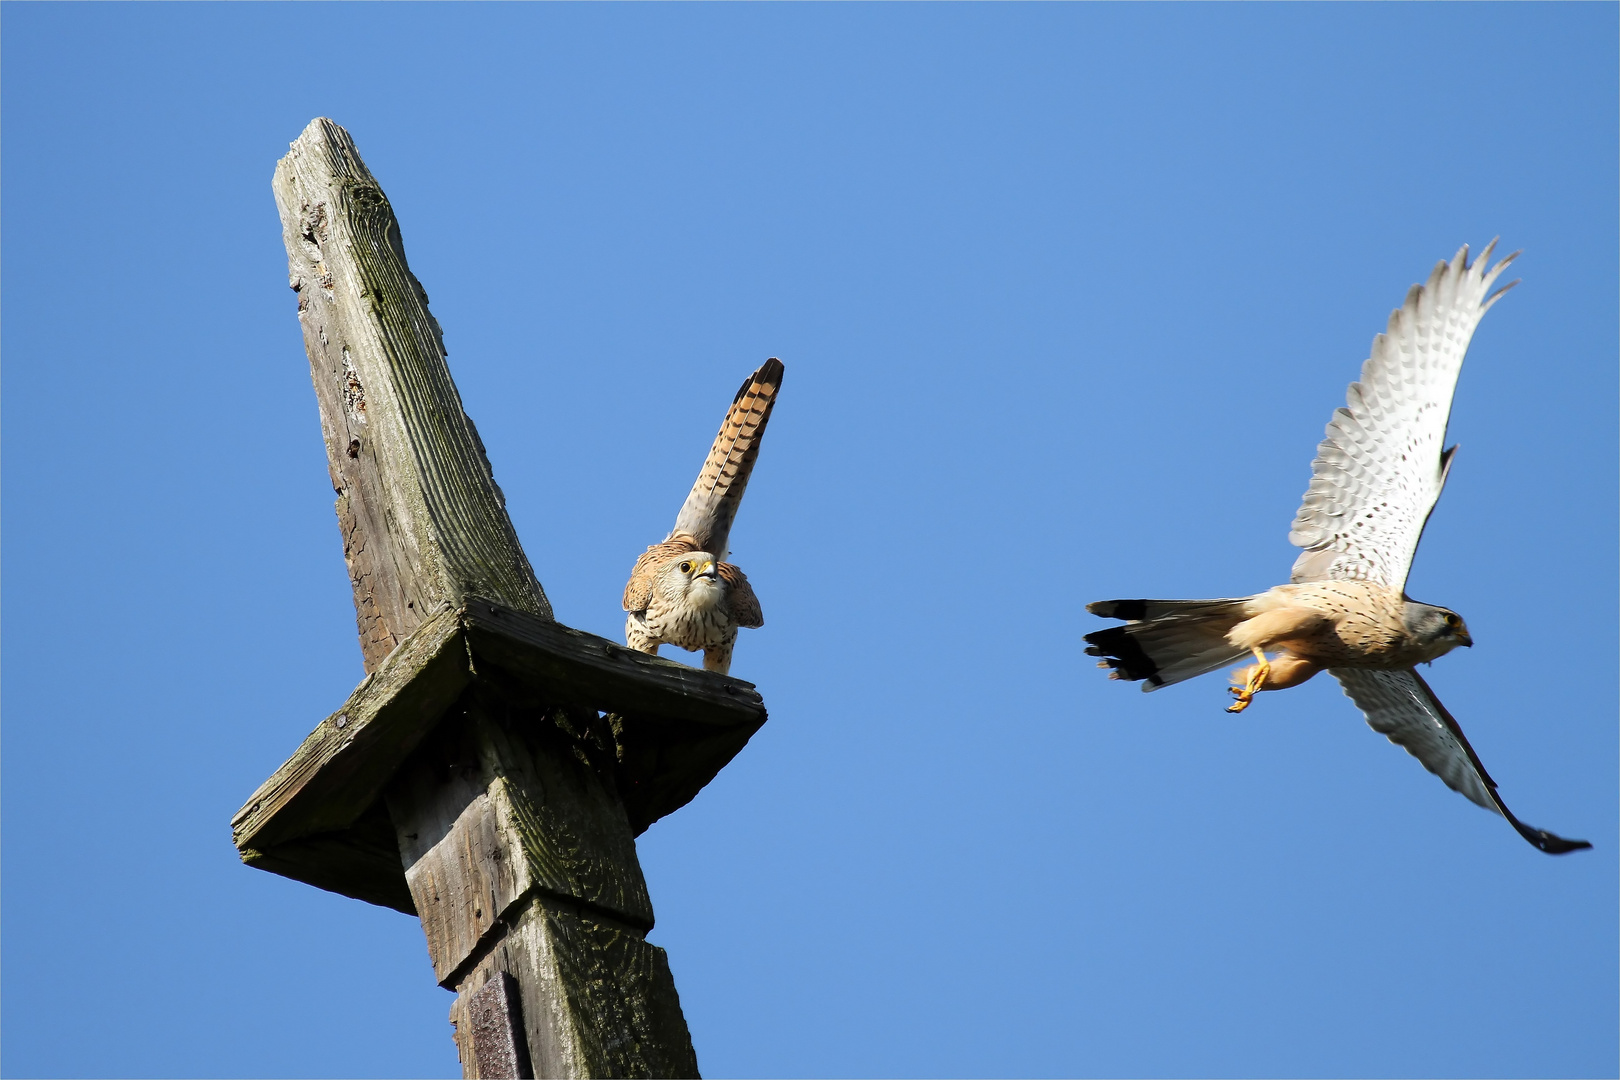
[{"x1": 3, "y1": 4, "x2": 1615, "y2": 1078}]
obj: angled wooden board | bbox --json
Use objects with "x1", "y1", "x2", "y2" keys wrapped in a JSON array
[
  {"x1": 458, "y1": 599, "x2": 767, "y2": 835},
  {"x1": 460, "y1": 598, "x2": 764, "y2": 727},
  {"x1": 234, "y1": 599, "x2": 769, "y2": 906},
  {"x1": 232, "y1": 605, "x2": 473, "y2": 854},
  {"x1": 242, "y1": 800, "x2": 416, "y2": 914},
  {"x1": 275, "y1": 117, "x2": 551, "y2": 671}
]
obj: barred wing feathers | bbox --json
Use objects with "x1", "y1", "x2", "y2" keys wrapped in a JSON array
[
  {"x1": 1290, "y1": 244, "x2": 1518, "y2": 589},
  {"x1": 719, "y1": 563, "x2": 762, "y2": 628},
  {"x1": 1332, "y1": 668, "x2": 1589, "y2": 855},
  {"x1": 670, "y1": 358, "x2": 784, "y2": 560}
]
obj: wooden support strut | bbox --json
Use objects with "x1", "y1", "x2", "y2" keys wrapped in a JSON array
[{"x1": 245, "y1": 118, "x2": 759, "y2": 1078}]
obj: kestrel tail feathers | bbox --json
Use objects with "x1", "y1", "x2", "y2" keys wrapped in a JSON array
[
  {"x1": 669, "y1": 357, "x2": 784, "y2": 560},
  {"x1": 1084, "y1": 598, "x2": 1255, "y2": 690}
]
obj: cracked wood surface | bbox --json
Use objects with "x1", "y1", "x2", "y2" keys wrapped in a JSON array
[
  {"x1": 231, "y1": 605, "x2": 471, "y2": 857},
  {"x1": 273, "y1": 117, "x2": 550, "y2": 673},
  {"x1": 252, "y1": 117, "x2": 726, "y2": 1077},
  {"x1": 385, "y1": 697, "x2": 655, "y2": 985},
  {"x1": 230, "y1": 601, "x2": 767, "y2": 886},
  {"x1": 448, "y1": 903, "x2": 698, "y2": 1079}
]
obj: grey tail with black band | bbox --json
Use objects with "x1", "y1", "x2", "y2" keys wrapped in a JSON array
[{"x1": 1084, "y1": 597, "x2": 1254, "y2": 691}]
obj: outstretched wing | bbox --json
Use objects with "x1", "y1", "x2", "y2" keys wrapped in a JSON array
[
  {"x1": 669, "y1": 358, "x2": 784, "y2": 559},
  {"x1": 1290, "y1": 243, "x2": 1518, "y2": 589},
  {"x1": 1332, "y1": 667, "x2": 1590, "y2": 855}
]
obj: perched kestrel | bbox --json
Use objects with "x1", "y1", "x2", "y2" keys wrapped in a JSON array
[
  {"x1": 623, "y1": 358, "x2": 782, "y2": 674},
  {"x1": 1085, "y1": 243, "x2": 1590, "y2": 854}
]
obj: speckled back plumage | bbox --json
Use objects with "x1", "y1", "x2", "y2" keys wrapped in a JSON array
[{"x1": 1244, "y1": 581, "x2": 1415, "y2": 667}]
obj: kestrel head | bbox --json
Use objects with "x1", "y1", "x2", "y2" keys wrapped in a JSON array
[
  {"x1": 1402, "y1": 601, "x2": 1473, "y2": 660},
  {"x1": 657, "y1": 552, "x2": 724, "y2": 610}
]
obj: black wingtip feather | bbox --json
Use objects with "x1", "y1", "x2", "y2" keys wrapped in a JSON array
[
  {"x1": 1408, "y1": 672, "x2": 1592, "y2": 856},
  {"x1": 1510, "y1": 821, "x2": 1592, "y2": 855}
]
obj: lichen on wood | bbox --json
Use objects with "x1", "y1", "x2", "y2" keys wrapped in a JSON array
[
  {"x1": 273, "y1": 117, "x2": 551, "y2": 674},
  {"x1": 248, "y1": 118, "x2": 751, "y2": 1078}
]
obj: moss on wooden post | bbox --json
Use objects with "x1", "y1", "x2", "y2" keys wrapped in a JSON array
[
  {"x1": 237, "y1": 118, "x2": 766, "y2": 1079},
  {"x1": 273, "y1": 117, "x2": 550, "y2": 671}
]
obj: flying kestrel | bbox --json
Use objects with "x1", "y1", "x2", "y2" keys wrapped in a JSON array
[
  {"x1": 623, "y1": 358, "x2": 783, "y2": 674},
  {"x1": 1085, "y1": 243, "x2": 1590, "y2": 854}
]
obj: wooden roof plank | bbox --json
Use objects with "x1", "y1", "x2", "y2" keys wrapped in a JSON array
[
  {"x1": 233, "y1": 599, "x2": 770, "y2": 895},
  {"x1": 232, "y1": 606, "x2": 471, "y2": 852},
  {"x1": 460, "y1": 597, "x2": 764, "y2": 727}
]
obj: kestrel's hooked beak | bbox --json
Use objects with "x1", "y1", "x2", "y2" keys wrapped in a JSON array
[
  {"x1": 696, "y1": 560, "x2": 717, "y2": 580},
  {"x1": 1458, "y1": 630, "x2": 1473, "y2": 648}
]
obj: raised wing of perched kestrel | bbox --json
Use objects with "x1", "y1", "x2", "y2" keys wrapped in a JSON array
[
  {"x1": 623, "y1": 358, "x2": 782, "y2": 674},
  {"x1": 1084, "y1": 243, "x2": 1590, "y2": 854}
]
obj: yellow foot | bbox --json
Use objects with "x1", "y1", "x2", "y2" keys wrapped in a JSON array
[{"x1": 1226, "y1": 648, "x2": 1271, "y2": 714}]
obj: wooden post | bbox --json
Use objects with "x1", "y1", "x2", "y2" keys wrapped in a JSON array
[{"x1": 234, "y1": 118, "x2": 767, "y2": 1078}]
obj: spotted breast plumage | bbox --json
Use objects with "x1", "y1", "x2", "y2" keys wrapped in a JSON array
[
  {"x1": 1084, "y1": 243, "x2": 1589, "y2": 854},
  {"x1": 623, "y1": 358, "x2": 781, "y2": 674}
]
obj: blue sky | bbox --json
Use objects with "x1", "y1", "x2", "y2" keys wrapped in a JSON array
[{"x1": 3, "y1": 4, "x2": 1615, "y2": 1077}]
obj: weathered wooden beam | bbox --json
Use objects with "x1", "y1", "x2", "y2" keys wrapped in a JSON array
[
  {"x1": 242, "y1": 800, "x2": 416, "y2": 914},
  {"x1": 460, "y1": 598, "x2": 765, "y2": 731},
  {"x1": 273, "y1": 117, "x2": 550, "y2": 673},
  {"x1": 447, "y1": 902, "x2": 698, "y2": 1078},
  {"x1": 254, "y1": 117, "x2": 753, "y2": 1078},
  {"x1": 386, "y1": 690, "x2": 697, "y2": 1077},
  {"x1": 230, "y1": 599, "x2": 767, "y2": 876},
  {"x1": 232, "y1": 605, "x2": 471, "y2": 855}
]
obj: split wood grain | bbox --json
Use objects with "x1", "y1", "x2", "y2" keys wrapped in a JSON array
[
  {"x1": 231, "y1": 599, "x2": 766, "y2": 877},
  {"x1": 249, "y1": 117, "x2": 734, "y2": 1078},
  {"x1": 449, "y1": 902, "x2": 698, "y2": 1079},
  {"x1": 461, "y1": 597, "x2": 764, "y2": 728},
  {"x1": 231, "y1": 605, "x2": 470, "y2": 854},
  {"x1": 386, "y1": 696, "x2": 654, "y2": 985},
  {"x1": 273, "y1": 117, "x2": 550, "y2": 673}
]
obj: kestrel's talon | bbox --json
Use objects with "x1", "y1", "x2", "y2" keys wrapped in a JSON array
[{"x1": 1226, "y1": 648, "x2": 1271, "y2": 714}]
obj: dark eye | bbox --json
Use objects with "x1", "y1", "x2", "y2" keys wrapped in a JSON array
[
  {"x1": 1445, "y1": 614, "x2": 1460, "y2": 629},
  {"x1": 679, "y1": 561, "x2": 692, "y2": 573}
]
